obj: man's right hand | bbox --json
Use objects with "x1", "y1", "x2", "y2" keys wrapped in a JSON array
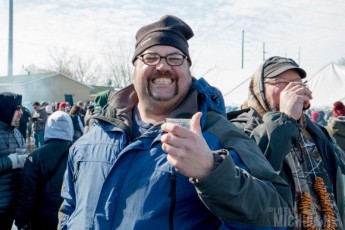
[
  {"x1": 8, "y1": 153, "x2": 28, "y2": 169},
  {"x1": 279, "y1": 82, "x2": 312, "y2": 120}
]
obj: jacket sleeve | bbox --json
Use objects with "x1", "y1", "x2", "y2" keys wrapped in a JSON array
[
  {"x1": 193, "y1": 111, "x2": 293, "y2": 227},
  {"x1": 250, "y1": 111, "x2": 300, "y2": 172},
  {"x1": 192, "y1": 150, "x2": 292, "y2": 227},
  {"x1": 14, "y1": 156, "x2": 39, "y2": 229},
  {"x1": 0, "y1": 155, "x2": 13, "y2": 174},
  {"x1": 58, "y1": 152, "x2": 76, "y2": 230}
]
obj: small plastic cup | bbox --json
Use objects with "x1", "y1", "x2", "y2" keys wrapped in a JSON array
[{"x1": 165, "y1": 118, "x2": 191, "y2": 129}]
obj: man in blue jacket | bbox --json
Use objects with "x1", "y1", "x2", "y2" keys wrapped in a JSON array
[{"x1": 59, "y1": 15, "x2": 293, "y2": 229}]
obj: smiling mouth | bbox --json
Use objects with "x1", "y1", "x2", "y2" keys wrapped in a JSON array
[{"x1": 152, "y1": 77, "x2": 174, "y2": 85}]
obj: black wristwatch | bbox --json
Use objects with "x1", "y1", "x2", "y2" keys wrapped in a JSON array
[{"x1": 212, "y1": 149, "x2": 228, "y2": 169}]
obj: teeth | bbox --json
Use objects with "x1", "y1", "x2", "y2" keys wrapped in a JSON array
[{"x1": 153, "y1": 78, "x2": 173, "y2": 84}]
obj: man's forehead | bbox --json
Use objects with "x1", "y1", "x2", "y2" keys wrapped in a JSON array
[{"x1": 144, "y1": 45, "x2": 181, "y2": 54}]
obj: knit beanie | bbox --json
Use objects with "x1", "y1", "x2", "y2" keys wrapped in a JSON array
[
  {"x1": 132, "y1": 15, "x2": 194, "y2": 65},
  {"x1": 44, "y1": 111, "x2": 73, "y2": 141},
  {"x1": 333, "y1": 101, "x2": 345, "y2": 117}
]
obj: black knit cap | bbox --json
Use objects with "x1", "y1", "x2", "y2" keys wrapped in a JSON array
[{"x1": 132, "y1": 15, "x2": 194, "y2": 65}]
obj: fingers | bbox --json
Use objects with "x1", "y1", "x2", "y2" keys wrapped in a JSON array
[
  {"x1": 284, "y1": 82, "x2": 312, "y2": 98},
  {"x1": 161, "y1": 131, "x2": 186, "y2": 149}
]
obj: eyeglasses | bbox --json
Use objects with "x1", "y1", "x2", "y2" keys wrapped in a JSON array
[
  {"x1": 16, "y1": 105, "x2": 22, "y2": 110},
  {"x1": 137, "y1": 53, "x2": 188, "y2": 66},
  {"x1": 264, "y1": 78, "x2": 305, "y2": 85}
]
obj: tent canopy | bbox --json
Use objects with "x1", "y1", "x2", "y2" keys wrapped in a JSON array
[{"x1": 307, "y1": 62, "x2": 345, "y2": 109}]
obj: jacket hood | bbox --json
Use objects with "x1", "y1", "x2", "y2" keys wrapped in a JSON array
[
  {"x1": 327, "y1": 116, "x2": 345, "y2": 136},
  {"x1": 0, "y1": 92, "x2": 22, "y2": 125},
  {"x1": 44, "y1": 111, "x2": 73, "y2": 141},
  {"x1": 94, "y1": 90, "x2": 112, "y2": 108},
  {"x1": 247, "y1": 65, "x2": 271, "y2": 117}
]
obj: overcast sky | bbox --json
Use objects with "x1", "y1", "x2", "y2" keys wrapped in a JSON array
[{"x1": 0, "y1": 0, "x2": 344, "y2": 105}]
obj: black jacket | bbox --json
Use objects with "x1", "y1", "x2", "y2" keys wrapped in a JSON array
[
  {"x1": 15, "y1": 139, "x2": 71, "y2": 230},
  {"x1": 0, "y1": 92, "x2": 24, "y2": 213}
]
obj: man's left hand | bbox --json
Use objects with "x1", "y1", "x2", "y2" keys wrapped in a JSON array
[{"x1": 161, "y1": 112, "x2": 214, "y2": 180}]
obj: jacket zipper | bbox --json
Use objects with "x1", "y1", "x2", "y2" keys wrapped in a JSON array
[{"x1": 169, "y1": 173, "x2": 176, "y2": 230}]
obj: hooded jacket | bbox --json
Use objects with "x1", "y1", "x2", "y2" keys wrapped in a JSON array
[
  {"x1": 15, "y1": 111, "x2": 73, "y2": 230},
  {"x1": 228, "y1": 66, "x2": 345, "y2": 228},
  {"x1": 0, "y1": 92, "x2": 25, "y2": 213},
  {"x1": 59, "y1": 78, "x2": 292, "y2": 229}
]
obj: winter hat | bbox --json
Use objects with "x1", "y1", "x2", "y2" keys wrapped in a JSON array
[
  {"x1": 132, "y1": 15, "x2": 194, "y2": 65},
  {"x1": 59, "y1": 102, "x2": 67, "y2": 109},
  {"x1": 333, "y1": 101, "x2": 345, "y2": 117},
  {"x1": 0, "y1": 92, "x2": 22, "y2": 125},
  {"x1": 263, "y1": 56, "x2": 306, "y2": 79},
  {"x1": 44, "y1": 111, "x2": 73, "y2": 141}
]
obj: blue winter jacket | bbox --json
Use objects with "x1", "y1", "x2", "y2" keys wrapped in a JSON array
[{"x1": 59, "y1": 78, "x2": 291, "y2": 229}]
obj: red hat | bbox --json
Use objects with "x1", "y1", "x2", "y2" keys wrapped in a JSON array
[
  {"x1": 60, "y1": 102, "x2": 67, "y2": 108},
  {"x1": 333, "y1": 101, "x2": 345, "y2": 118}
]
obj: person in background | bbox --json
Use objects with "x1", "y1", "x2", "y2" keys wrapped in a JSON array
[
  {"x1": 228, "y1": 56, "x2": 345, "y2": 228},
  {"x1": 45, "y1": 104, "x2": 53, "y2": 117},
  {"x1": 15, "y1": 111, "x2": 73, "y2": 230},
  {"x1": 311, "y1": 110, "x2": 320, "y2": 123},
  {"x1": 18, "y1": 106, "x2": 32, "y2": 142},
  {"x1": 31, "y1": 102, "x2": 48, "y2": 148},
  {"x1": 326, "y1": 101, "x2": 345, "y2": 152},
  {"x1": 58, "y1": 102, "x2": 67, "y2": 112},
  {"x1": 69, "y1": 105, "x2": 84, "y2": 142},
  {"x1": 77, "y1": 101, "x2": 86, "y2": 124},
  {"x1": 59, "y1": 15, "x2": 292, "y2": 229},
  {"x1": 83, "y1": 90, "x2": 113, "y2": 133},
  {"x1": 0, "y1": 92, "x2": 27, "y2": 230},
  {"x1": 54, "y1": 102, "x2": 60, "y2": 112}
]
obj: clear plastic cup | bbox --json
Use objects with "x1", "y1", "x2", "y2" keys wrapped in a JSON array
[{"x1": 165, "y1": 118, "x2": 191, "y2": 129}]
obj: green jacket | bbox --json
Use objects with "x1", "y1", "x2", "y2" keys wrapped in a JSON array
[
  {"x1": 193, "y1": 111, "x2": 293, "y2": 227},
  {"x1": 326, "y1": 116, "x2": 345, "y2": 152},
  {"x1": 229, "y1": 108, "x2": 345, "y2": 227}
]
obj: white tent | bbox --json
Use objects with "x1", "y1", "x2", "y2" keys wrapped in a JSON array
[{"x1": 306, "y1": 62, "x2": 345, "y2": 109}]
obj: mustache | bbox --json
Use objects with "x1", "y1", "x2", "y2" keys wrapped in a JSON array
[{"x1": 147, "y1": 70, "x2": 176, "y2": 81}]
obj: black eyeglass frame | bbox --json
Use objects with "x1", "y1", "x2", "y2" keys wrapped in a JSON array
[
  {"x1": 259, "y1": 57, "x2": 305, "y2": 110},
  {"x1": 137, "y1": 53, "x2": 188, "y2": 66}
]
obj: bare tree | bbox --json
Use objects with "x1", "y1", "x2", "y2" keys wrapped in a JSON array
[
  {"x1": 46, "y1": 47, "x2": 101, "y2": 85},
  {"x1": 47, "y1": 48, "x2": 74, "y2": 76},
  {"x1": 72, "y1": 55, "x2": 102, "y2": 85},
  {"x1": 102, "y1": 40, "x2": 133, "y2": 88}
]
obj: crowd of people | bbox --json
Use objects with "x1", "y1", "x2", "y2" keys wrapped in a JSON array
[{"x1": 0, "y1": 14, "x2": 344, "y2": 230}]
